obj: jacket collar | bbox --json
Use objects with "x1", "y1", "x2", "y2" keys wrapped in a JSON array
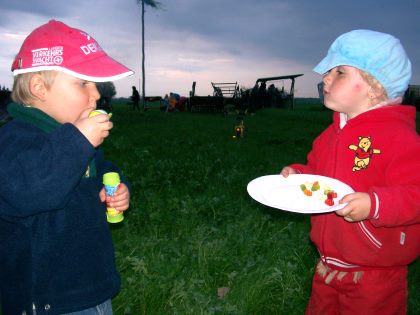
[
  {"x1": 339, "y1": 97, "x2": 403, "y2": 129},
  {"x1": 7, "y1": 102, "x2": 61, "y2": 133},
  {"x1": 7, "y1": 102, "x2": 97, "y2": 178}
]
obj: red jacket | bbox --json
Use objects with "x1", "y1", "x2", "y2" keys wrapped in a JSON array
[{"x1": 291, "y1": 105, "x2": 420, "y2": 271}]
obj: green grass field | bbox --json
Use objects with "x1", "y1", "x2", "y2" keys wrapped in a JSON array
[{"x1": 101, "y1": 101, "x2": 419, "y2": 314}]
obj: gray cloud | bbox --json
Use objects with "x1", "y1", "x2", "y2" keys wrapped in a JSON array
[
  {"x1": 0, "y1": 0, "x2": 418, "y2": 97},
  {"x1": 0, "y1": 0, "x2": 81, "y2": 24},
  {"x1": 154, "y1": 0, "x2": 419, "y2": 66}
]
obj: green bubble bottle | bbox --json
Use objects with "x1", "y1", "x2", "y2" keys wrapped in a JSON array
[{"x1": 103, "y1": 172, "x2": 123, "y2": 223}]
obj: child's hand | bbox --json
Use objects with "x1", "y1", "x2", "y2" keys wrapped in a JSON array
[
  {"x1": 280, "y1": 166, "x2": 297, "y2": 178},
  {"x1": 99, "y1": 183, "x2": 130, "y2": 213},
  {"x1": 335, "y1": 192, "x2": 371, "y2": 222},
  {"x1": 74, "y1": 108, "x2": 113, "y2": 147}
]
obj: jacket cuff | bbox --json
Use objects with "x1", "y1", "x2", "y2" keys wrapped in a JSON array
[
  {"x1": 368, "y1": 190, "x2": 379, "y2": 220},
  {"x1": 289, "y1": 164, "x2": 306, "y2": 174}
]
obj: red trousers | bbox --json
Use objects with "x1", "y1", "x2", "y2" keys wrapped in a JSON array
[{"x1": 305, "y1": 262, "x2": 407, "y2": 315}]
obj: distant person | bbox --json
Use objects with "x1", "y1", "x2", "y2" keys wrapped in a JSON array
[
  {"x1": 131, "y1": 85, "x2": 141, "y2": 110},
  {"x1": 0, "y1": 20, "x2": 132, "y2": 314},
  {"x1": 280, "y1": 30, "x2": 419, "y2": 314},
  {"x1": 267, "y1": 83, "x2": 277, "y2": 107},
  {"x1": 162, "y1": 93, "x2": 169, "y2": 112},
  {"x1": 258, "y1": 81, "x2": 267, "y2": 108},
  {"x1": 168, "y1": 92, "x2": 176, "y2": 111},
  {"x1": 178, "y1": 96, "x2": 188, "y2": 112},
  {"x1": 96, "y1": 82, "x2": 114, "y2": 113},
  {"x1": 279, "y1": 86, "x2": 287, "y2": 99},
  {"x1": 168, "y1": 92, "x2": 180, "y2": 112},
  {"x1": 249, "y1": 83, "x2": 259, "y2": 114}
]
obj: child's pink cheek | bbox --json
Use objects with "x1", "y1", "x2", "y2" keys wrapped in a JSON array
[{"x1": 353, "y1": 84, "x2": 362, "y2": 91}]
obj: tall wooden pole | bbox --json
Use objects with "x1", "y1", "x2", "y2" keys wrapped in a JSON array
[{"x1": 141, "y1": 0, "x2": 146, "y2": 113}]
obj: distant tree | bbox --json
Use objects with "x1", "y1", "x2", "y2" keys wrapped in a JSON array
[
  {"x1": 0, "y1": 86, "x2": 12, "y2": 121},
  {"x1": 136, "y1": 0, "x2": 162, "y2": 113},
  {"x1": 0, "y1": 86, "x2": 11, "y2": 105},
  {"x1": 96, "y1": 82, "x2": 116, "y2": 112}
]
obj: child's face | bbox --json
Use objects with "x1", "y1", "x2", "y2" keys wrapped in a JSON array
[
  {"x1": 41, "y1": 72, "x2": 100, "y2": 124},
  {"x1": 322, "y1": 66, "x2": 372, "y2": 118}
]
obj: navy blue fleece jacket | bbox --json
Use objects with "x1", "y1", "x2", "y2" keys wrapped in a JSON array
[{"x1": 0, "y1": 103, "x2": 127, "y2": 315}]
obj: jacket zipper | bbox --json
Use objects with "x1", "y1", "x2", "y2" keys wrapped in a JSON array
[{"x1": 320, "y1": 127, "x2": 342, "y2": 255}]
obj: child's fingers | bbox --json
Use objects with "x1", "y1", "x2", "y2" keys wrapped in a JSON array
[
  {"x1": 108, "y1": 191, "x2": 129, "y2": 204},
  {"x1": 335, "y1": 206, "x2": 351, "y2": 218},
  {"x1": 281, "y1": 167, "x2": 296, "y2": 177},
  {"x1": 106, "y1": 184, "x2": 130, "y2": 211},
  {"x1": 91, "y1": 116, "x2": 113, "y2": 132},
  {"x1": 91, "y1": 113, "x2": 111, "y2": 123},
  {"x1": 99, "y1": 188, "x2": 106, "y2": 202},
  {"x1": 114, "y1": 201, "x2": 130, "y2": 212},
  {"x1": 335, "y1": 198, "x2": 357, "y2": 220},
  {"x1": 107, "y1": 197, "x2": 129, "y2": 212},
  {"x1": 116, "y1": 184, "x2": 129, "y2": 196}
]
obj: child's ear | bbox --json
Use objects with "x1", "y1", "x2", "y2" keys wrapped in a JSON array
[
  {"x1": 369, "y1": 82, "x2": 387, "y2": 101},
  {"x1": 367, "y1": 86, "x2": 377, "y2": 99},
  {"x1": 29, "y1": 74, "x2": 47, "y2": 102}
]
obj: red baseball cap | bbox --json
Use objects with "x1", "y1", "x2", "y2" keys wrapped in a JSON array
[{"x1": 11, "y1": 19, "x2": 134, "y2": 82}]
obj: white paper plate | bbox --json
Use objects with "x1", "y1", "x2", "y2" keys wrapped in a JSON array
[{"x1": 247, "y1": 174, "x2": 354, "y2": 213}]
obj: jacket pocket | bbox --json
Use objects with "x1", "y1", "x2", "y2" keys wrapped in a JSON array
[{"x1": 358, "y1": 221, "x2": 382, "y2": 249}]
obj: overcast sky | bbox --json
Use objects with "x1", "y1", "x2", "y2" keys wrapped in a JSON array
[{"x1": 0, "y1": 0, "x2": 419, "y2": 98}]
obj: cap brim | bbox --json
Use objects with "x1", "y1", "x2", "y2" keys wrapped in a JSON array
[
  {"x1": 13, "y1": 54, "x2": 134, "y2": 82},
  {"x1": 313, "y1": 53, "x2": 360, "y2": 75},
  {"x1": 69, "y1": 54, "x2": 134, "y2": 82}
]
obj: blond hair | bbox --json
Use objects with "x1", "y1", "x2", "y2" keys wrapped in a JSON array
[
  {"x1": 358, "y1": 70, "x2": 388, "y2": 104},
  {"x1": 11, "y1": 71, "x2": 57, "y2": 105}
]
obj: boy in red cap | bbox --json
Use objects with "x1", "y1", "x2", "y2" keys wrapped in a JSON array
[
  {"x1": 0, "y1": 20, "x2": 133, "y2": 314},
  {"x1": 281, "y1": 30, "x2": 420, "y2": 314}
]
